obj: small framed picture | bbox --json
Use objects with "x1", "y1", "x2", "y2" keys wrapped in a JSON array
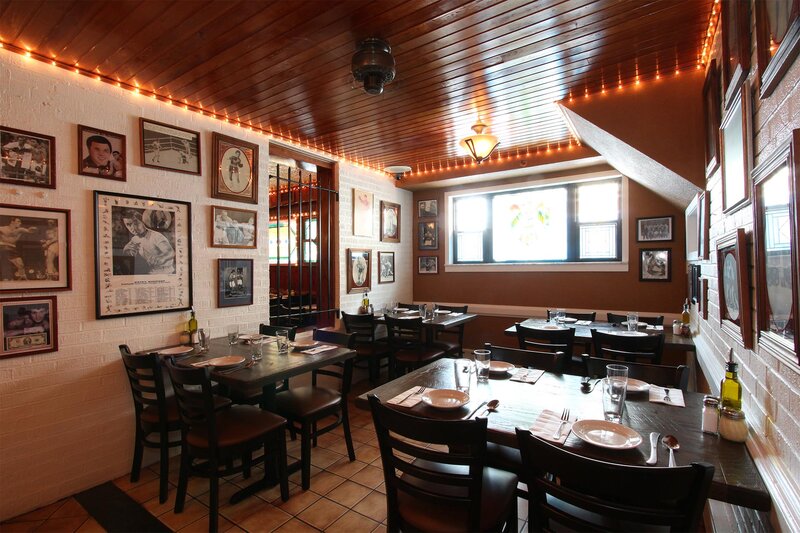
[
  {"x1": 378, "y1": 251, "x2": 395, "y2": 283},
  {"x1": 717, "y1": 228, "x2": 752, "y2": 348},
  {"x1": 720, "y1": 83, "x2": 752, "y2": 213},
  {"x1": 211, "y1": 132, "x2": 258, "y2": 204},
  {"x1": 353, "y1": 189, "x2": 374, "y2": 237},
  {"x1": 418, "y1": 256, "x2": 438, "y2": 274},
  {"x1": 419, "y1": 221, "x2": 438, "y2": 250},
  {"x1": 639, "y1": 248, "x2": 671, "y2": 282},
  {"x1": 0, "y1": 295, "x2": 58, "y2": 358},
  {"x1": 346, "y1": 248, "x2": 370, "y2": 293},
  {"x1": 218, "y1": 258, "x2": 253, "y2": 308},
  {"x1": 380, "y1": 201, "x2": 400, "y2": 243},
  {"x1": 0, "y1": 204, "x2": 71, "y2": 292},
  {"x1": 636, "y1": 216, "x2": 673, "y2": 242},
  {"x1": 78, "y1": 125, "x2": 126, "y2": 181},
  {"x1": 418, "y1": 199, "x2": 438, "y2": 218},
  {"x1": 702, "y1": 60, "x2": 721, "y2": 177},
  {"x1": 139, "y1": 118, "x2": 200, "y2": 175},
  {"x1": 0, "y1": 126, "x2": 56, "y2": 189},
  {"x1": 211, "y1": 206, "x2": 257, "y2": 248}
]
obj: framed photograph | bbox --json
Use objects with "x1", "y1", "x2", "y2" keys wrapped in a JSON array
[
  {"x1": 700, "y1": 278, "x2": 709, "y2": 321},
  {"x1": 689, "y1": 264, "x2": 702, "y2": 304},
  {"x1": 0, "y1": 126, "x2": 56, "y2": 189},
  {"x1": 346, "y1": 248, "x2": 370, "y2": 293},
  {"x1": 380, "y1": 201, "x2": 400, "y2": 243},
  {"x1": 352, "y1": 189, "x2": 373, "y2": 237},
  {"x1": 211, "y1": 132, "x2": 258, "y2": 204},
  {"x1": 218, "y1": 258, "x2": 253, "y2": 308},
  {"x1": 0, "y1": 295, "x2": 57, "y2": 358},
  {"x1": 418, "y1": 256, "x2": 438, "y2": 274},
  {"x1": 78, "y1": 125, "x2": 126, "y2": 181},
  {"x1": 703, "y1": 60, "x2": 722, "y2": 176},
  {"x1": 139, "y1": 118, "x2": 200, "y2": 175},
  {"x1": 755, "y1": 0, "x2": 800, "y2": 99},
  {"x1": 378, "y1": 251, "x2": 395, "y2": 283},
  {"x1": 636, "y1": 216, "x2": 673, "y2": 242},
  {"x1": 721, "y1": 0, "x2": 750, "y2": 107},
  {"x1": 639, "y1": 249, "x2": 671, "y2": 282},
  {"x1": 211, "y1": 206, "x2": 256, "y2": 248},
  {"x1": 94, "y1": 191, "x2": 192, "y2": 319},
  {"x1": 717, "y1": 228, "x2": 753, "y2": 349},
  {"x1": 418, "y1": 199, "x2": 438, "y2": 218},
  {"x1": 685, "y1": 195, "x2": 700, "y2": 261},
  {"x1": 698, "y1": 191, "x2": 710, "y2": 260},
  {"x1": 0, "y1": 204, "x2": 71, "y2": 292},
  {"x1": 419, "y1": 221, "x2": 438, "y2": 250},
  {"x1": 720, "y1": 83, "x2": 752, "y2": 214}
]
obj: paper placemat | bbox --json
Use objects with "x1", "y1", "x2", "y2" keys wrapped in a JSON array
[
  {"x1": 387, "y1": 387, "x2": 426, "y2": 407},
  {"x1": 510, "y1": 368, "x2": 545, "y2": 384},
  {"x1": 575, "y1": 320, "x2": 592, "y2": 326},
  {"x1": 646, "y1": 325, "x2": 664, "y2": 331},
  {"x1": 302, "y1": 344, "x2": 337, "y2": 355},
  {"x1": 530, "y1": 409, "x2": 574, "y2": 444},
  {"x1": 649, "y1": 386, "x2": 685, "y2": 407}
]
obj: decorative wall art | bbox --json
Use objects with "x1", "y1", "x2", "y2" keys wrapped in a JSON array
[
  {"x1": 211, "y1": 206, "x2": 257, "y2": 248},
  {"x1": 703, "y1": 60, "x2": 722, "y2": 176},
  {"x1": 352, "y1": 189, "x2": 373, "y2": 237},
  {"x1": 139, "y1": 118, "x2": 201, "y2": 175},
  {"x1": 78, "y1": 125, "x2": 126, "y2": 181},
  {"x1": 639, "y1": 248, "x2": 671, "y2": 282},
  {"x1": 0, "y1": 295, "x2": 57, "y2": 358},
  {"x1": 346, "y1": 248, "x2": 371, "y2": 293},
  {"x1": 717, "y1": 228, "x2": 753, "y2": 349},
  {"x1": 378, "y1": 251, "x2": 395, "y2": 283},
  {"x1": 0, "y1": 126, "x2": 56, "y2": 189},
  {"x1": 419, "y1": 221, "x2": 438, "y2": 250},
  {"x1": 418, "y1": 256, "x2": 438, "y2": 274},
  {"x1": 218, "y1": 258, "x2": 253, "y2": 308},
  {"x1": 380, "y1": 201, "x2": 400, "y2": 243},
  {"x1": 721, "y1": 0, "x2": 751, "y2": 106},
  {"x1": 755, "y1": 0, "x2": 800, "y2": 98},
  {"x1": 720, "y1": 83, "x2": 752, "y2": 213},
  {"x1": 94, "y1": 191, "x2": 192, "y2": 319},
  {"x1": 211, "y1": 132, "x2": 258, "y2": 204},
  {"x1": 418, "y1": 199, "x2": 438, "y2": 218},
  {"x1": 636, "y1": 216, "x2": 673, "y2": 242}
]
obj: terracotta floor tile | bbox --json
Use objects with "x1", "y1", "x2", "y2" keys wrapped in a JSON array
[
  {"x1": 323, "y1": 439, "x2": 353, "y2": 456},
  {"x1": 374, "y1": 482, "x2": 386, "y2": 495},
  {"x1": 126, "y1": 478, "x2": 162, "y2": 504},
  {"x1": 350, "y1": 465, "x2": 383, "y2": 489},
  {"x1": 325, "y1": 510, "x2": 379, "y2": 533},
  {"x1": 297, "y1": 498, "x2": 347, "y2": 530},
  {"x1": 309, "y1": 447, "x2": 343, "y2": 469},
  {"x1": 159, "y1": 497, "x2": 209, "y2": 531},
  {"x1": 193, "y1": 481, "x2": 239, "y2": 508},
  {"x1": 325, "y1": 481, "x2": 371, "y2": 508},
  {"x1": 0, "y1": 521, "x2": 44, "y2": 532},
  {"x1": 352, "y1": 491, "x2": 387, "y2": 523},
  {"x1": 325, "y1": 457, "x2": 367, "y2": 479},
  {"x1": 371, "y1": 522, "x2": 387, "y2": 533},
  {"x1": 75, "y1": 517, "x2": 106, "y2": 532},
  {"x1": 303, "y1": 471, "x2": 346, "y2": 495},
  {"x1": 237, "y1": 502, "x2": 293, "y2": 532},
  {"x1": 37, "y1": 515, "x2": 93, "y2": 532},
  {"x1": 219, "y1": 493, "x2": 273, "y2": 524},
  {"x1": 273, "y1": 485, "x2": 321, "y2": 515},
  {"x1": 5, "y1": 500, "x2": 65, "y2": 522},
  {"x1": 49, "y1": 498, "x2": 88, "y2": 519},
  {"x1": 350, "y1": 428, "x2": 376, "y2": 444},
  {"x1": 113, "y1": 468, "x2": 158, "y2": 492},
  {"x1": 179, "y1": 514, "x2": 238, "y2": 533},
  {"x1": 288, "y1": 465, "x2": 321, "y2": 486},
  {"x1": 353, "y1": 444, "x2": 381, "y2": 464},
  {"x1": 274, "y1": 518, "x2": 320, "y2": 532}
]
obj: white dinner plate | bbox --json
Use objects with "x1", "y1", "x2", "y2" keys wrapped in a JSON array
[
  {"x1": 534, "y1": 324, "x2": 567, "y2": 330},
  {"x1": 158, "y1": 345, "x2": 194, "y2": 355},
  {"x1": 291, "y1": 341, "x2": 318, "y2": 350},
  {"x1": 571, "y1": 420, "x2": 642, "y2": 450},
  {"x1": 626, "y1": 378, "x2": 650, "y2": 393},
  {"x1": 610, "y1": 331, "x2": 648, "y2": 337},
  {"x1": 489, "y1": 361, "x2": 515, "y2": 374},
  {"x1": 559, "y1": 317, "x2": 578, "y2": 323},
  {"x1": 434, "y1": 310, "x2": 451, "y2": 315},
  {"x1": 421, "y1": 389, "x2": 470, "y2": 410},
  {"x1": 621, "y1": 321, "x2": 648, "y2": 327},
  {"x1": 394, "y1": 307, "x2": 408, "y2": 311},
  {"x1": 206, "y1": 356, "x2": 245, "y2": 369}
]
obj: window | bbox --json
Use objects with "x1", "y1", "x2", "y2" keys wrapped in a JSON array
[{"x1": 451, "y1": 177, "x2": 621, "y2": 264}]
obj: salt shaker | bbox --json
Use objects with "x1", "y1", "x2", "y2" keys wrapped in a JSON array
[
  {"x1": 672, "y1": 320, "x2": 681, "y2": 335},
  {"x1": 701, "y1": 395, "x2": 720, "y2": 434}
]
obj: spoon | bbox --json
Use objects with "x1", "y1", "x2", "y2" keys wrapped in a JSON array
[
  {"x1": 662, "y1": 434, "x2": 680, "y2": 467},
  {"x1": 485, "y1": 399, "x2": 500, "y2": 413}
]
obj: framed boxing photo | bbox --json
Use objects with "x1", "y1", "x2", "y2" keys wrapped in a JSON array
[
  {"x1": 0, "y1": 295, "x2": 58, "y2": 359},
  {"x1": 78, "y1": 124, "x2": 126, "y2": 181},
  {"x1": 211, "y1": 132, "x2": 258, "y2": 204},
  {"x1": 0, "y1": 125, "x2": 56, "y2": 189},
  {"x1": 139, "y1": 118, "x2": 200, "y2": 175}
]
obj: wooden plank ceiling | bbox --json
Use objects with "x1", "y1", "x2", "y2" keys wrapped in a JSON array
[{"x1": 0, "y1": 0, "x2": 712, "y2": 173}]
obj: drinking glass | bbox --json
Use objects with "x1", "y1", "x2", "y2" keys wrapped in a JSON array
[
  {"x1": 197, "y1": 328, "x2": 209, "y2": 352},
  {"x1": 454, "y1": 358, "x2": 473, "y2": 395},
  {"x1": 473, "y1": 349, "x2": 491, "y2": 382},
  {"x1": 555, "y1": 308, "x2": 566, "y2": 322},
  {"x1": 603, "y1": 364, "x2": 628, "y2": 423},
  {"x1": 226, "y1": 324, "x2": 239, "y2": 345},
  {"x1": 250, "y1": 339, "x2": 263, "y2": 361},
  {"x1": 276, "y1": 329, "x2": 290, "y2": 355},
  {"x1": 418, "y1": 304, "x2": 426, "y2": 317},
  {"x1": 626, "y1": 311, "x2": 639, "y2": 332}
]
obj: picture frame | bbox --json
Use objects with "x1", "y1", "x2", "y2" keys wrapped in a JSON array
[
  {"x1": 419, "y1": 221, "x2": 438, "y2": 250},
  {"x1": 721, "y1": 0, "x2": 750, "y2": 107},
  {"x1": 211, "y1": 206, "x2": 257, "y2": 249},
  {"x1": 720, "y1": 83, "x2": 752, "y2": 214},
  {"x1": 717, "y1": 228, "x2": 753, "y2": 349},
  {"x1": 685, "y1": 195, "x2": 700, "y2": 261},
  {"x1": 211, "y1": 132, "x2": 258, "y2": 204},
  {"x1": 218, "y1": 258, "x2": 253, "y2": 308},
  {"x1": 378, "y1": 251, "x2": 395, "y2": 283},
  {"x1": 418, "y1": 199, "x2": 438, "y2": 218},
  {"x1": 139, "y1": 118, "x2": 201, "y2": 175},
  {"x1": 0, "y1": 125, "x2": 56, "y2": 189},
  {"x1": 78, "y1": 124, "x2": 126, "y2": 181},
  {"x1": 755, "y1": 0, "x2": 800, "y2": 99},
  {"x1": 689, "y1": 264, "x2": 702, "y2": 304},
  {"x1": 346, "y1": 248, "x2": 370, "y2": 293},
  {"x1": 0, "y1": 204, "x2": 71, "y2": 293},
  {"x1": 701, "y1": 278, "x2": 709, "y2": 321},
  {"x1": 94, "y1": 190, "x2": 192, "y2": 319},
  {"x1": 352, "y1": 189, "x2": 373, "y2": 237},
  {"x1": 380, "y1": 201, "x2": 400, "y2": 243},
  {"x1": 0, "y1": 295, "x2": 57, "y2": 358},
  {"x1": 636, "y1": 216, "x2": 673, "y2": 242},
  {"x1": 418, "y1": 256, "x2": 438, "y2": 274},
  {"x1": 698, "y1": 191, "x2": 711, "y2": 260},
  {"x1": 639, "y1": 248, "x2": 671, "y2": 282},
  {"x1": 702, "y1": 60, "x2": 722, "y2": 177}
]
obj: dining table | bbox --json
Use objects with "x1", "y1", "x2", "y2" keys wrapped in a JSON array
[
  {"x1": 377, "y1": 309, "x2": 478, "y2": 343},
  {"x1": 356, "y1": 358, "x2": 771, "y2": 512}
]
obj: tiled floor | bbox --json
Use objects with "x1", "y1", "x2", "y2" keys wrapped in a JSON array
[{"x1": 2, "y1": 382, "x2": 529, "y2": 532}]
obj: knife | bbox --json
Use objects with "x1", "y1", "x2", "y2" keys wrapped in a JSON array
[
  {"x1": 466, "y1": 401, "x2": 488, "y2": 419},
  {"x1": 646, "y1": 431, "x2": 660, "y2": 465}
]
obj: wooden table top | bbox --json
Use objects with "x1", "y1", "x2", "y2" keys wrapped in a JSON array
[
  {"x1": 378, "y1": 311, "x2": 478, "y2": 330},
  {"x1": 356, "y1": 358, "x2": 769, "y2": 511}
]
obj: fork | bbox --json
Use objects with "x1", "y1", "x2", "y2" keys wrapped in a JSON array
[
  {"x1": 663, "y1": 387, "x2": 672, "y2": 403},
  {"x1": 553, "y1": 408, "x2": 571, "y2": 439}
]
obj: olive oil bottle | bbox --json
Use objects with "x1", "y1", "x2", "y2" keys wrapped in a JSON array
[{"x1": 720, "y1": 349, "x2": 742, "y2": 411}]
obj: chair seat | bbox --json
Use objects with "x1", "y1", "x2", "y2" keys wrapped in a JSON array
[
  {"x1": 274, "y1": 386, "x2": 341, "y2": 419},
  {"x1": 432, "y1": 339, "x2": 461, "y2": 354},
  {"x1": 395, "y1": 346, "x2": 445, "y2": 364},
  {"x1": 355, "y1": 343, "x2": 390, "y2": 359},
  {"x1": 140, "y1": 395, "x2": 180, "y2": 425},
  {"x1": 186, "y1": 406, "x2": 286, "y2": 449}
]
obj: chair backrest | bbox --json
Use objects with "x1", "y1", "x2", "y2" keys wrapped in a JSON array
[
  {"x1": 547, "y1": 309, "x2": 597, "y2": 321},
  {"x1": 313, "y1": 328, "x2": 356, "y2": 349},
  {"x1": 488, "y1": 344, "x2": 569, "y2": 374},
  {"x1": 583, "y1": 355, "x2": 690, "y2": 391},
  {"x1": 384, "y1": 315, "x2": 425, "y2": 348},
  {"x1": 515, "y1": 322, "x2": 576, "y2": 355},
  {"x1": 342, "y1": 312, "x2": 378, "y2": 343},
  {"x1": 434, "y1": 304, "x2": 468, "y2": 344},
  {"x1": 607, "y1": 312, "x2": 664, "y2": 326},
  {"x1": 260, "y1": 323, "x2": 297, "y2": 340},
  {"x1": 397, "y1": 302, "x2": 416, "y2": 310},
  {"x1": 590, "y1": 329, "x2": 665, "y2": 364},
  {"x1": 516, "y1": 430, "x2": 714, "y2": 531},
  {"x1": 311, "y1": 329, "x2": 355, "y2": 393},
  {"x1": 163, "y1": 359, "x2": 221, "y2": 454},
  {"x1": 369, "y1": 394, "x2": 489, "y2": 532},
  {"x1": 119, "y1": 345, "x2": 170, "y2": 426},
  {"x1": 437, "y1": 304, "x2": 468, "y2": 313}
]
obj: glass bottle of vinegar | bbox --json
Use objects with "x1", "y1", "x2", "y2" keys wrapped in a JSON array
[{"x1": 720, "y1": 349, "x2": 742, "y2": 411}]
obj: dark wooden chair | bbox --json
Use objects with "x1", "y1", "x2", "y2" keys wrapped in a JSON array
[
  {"x1": 396, "y1": 302, "x2": 416, "y2": 310},
  {"x1": 583, "y1": 355, "x2": 690, "y2": 391},
  {"x1": 607, "y1": 312, "x2": 665, "y2": 326},
  {"x1": 119, "y1": 345, "x2": 184, "y2": 504},
  {"x1": 384, "y1": 315, "x2": 446, "y2": 378},
  {"x1": 516, "y1": 430, "x2": 714, "y2": 531},
  {"x1": 273, "y1": 329, "x2": 357, "y2": 490},
  {"x1": 369, "y1": 394, "x2": 518, "y2": 532},
  {"x1": 487, "y1": 344, "x2": 569, "y2": 374},
  {"x1": 515, "y1": 321, "x2": 584, "y2": 373},
  {"x1": 591, "y1": 328, "x2": 665, "y2": 365},
  {"x1": 432, "y1": 304, "x2": 468, "y2": 357},
  {"x1": 260, "y1": 323, "x2": 297, "y2": 340},
  {"x1": 342, "y1": 312, "x2": 390, "y2": 385},
  {"x1": 164, "y1": 359, "x2": 288, "y2": 532},
  {"x1": 546, "y1": 309, "x2": 597, "y2": 321}
]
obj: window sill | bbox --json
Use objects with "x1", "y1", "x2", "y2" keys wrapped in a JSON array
[{"x1": 444, "y1": 262, "x2": 628, "y2": 273}]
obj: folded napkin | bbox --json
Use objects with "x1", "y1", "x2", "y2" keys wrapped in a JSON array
[
  {"x1": 575, "y1": 320, "x2": 592, "y2": 326},
  {"x1": 387, "y1": 386, "x2": 426, "y2": 407},
  {"x1": 649, "y1": 386, "x2": 685, "y2": 407},
  {"x1": 191, "y1": 359, "x2": 219, "y2": 368},
  {"x1": 530, "y1": 409, "x2": 575, "y2": 444},
  {"x1": 510, "y1": 368, "x2": 545, "y2": 384},
  {"x1": 449, "y1": 312, "x2": 463, "y2": 317},
  {"x1": 302, "y1": 344, "x2": 337, "y2": 355},
  {"x1": 646, "y1": 325, "x2": 664, "y2": 331}
]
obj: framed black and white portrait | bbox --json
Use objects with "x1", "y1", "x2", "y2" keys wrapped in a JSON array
[
  {"x1": 0, "y1": 126, "x2": 56, "y2": 189},
  {"x1": 78, "y1": 125, "x2": 126, "y2": 181},
  {"x1": 211, "y1": 132, "x2": 258, "y2": 204},
  {"x1": 0, "y1": 295, "x2": 57, "y2": 359},
  {"x1": 346, "y1": 248, "x2": 370, "y2": 293},
  {"x1": 418, "y1": 256, "x2": 438, "y2": 274},
  {"x1": 211, "y1": 206, "x2": 256, "y2": 248},
  {"x1": 639, "y1": 248, "x2": 671, "y2": 282},
  {"x1": 378, "y1": 251, "x2": 395, "y2": 283},
  {"x1": 636, "y1": 216, "x2": 673, "y2": 242},
  {"x1": 140, "y1": 118, "x2": 200, "y2": 175},
  {"x1": 418, "y1": 199, "x2": 438, "y2": 218},
  {"x1": 218, "y1": 258, "x2": 253, "y2": 308},
  {"x1": 380, "y1": 201, "x2": 400, "y2": 243},
  {"x1": 419, "y1": 221, "x2": 438, "y2": 250}
]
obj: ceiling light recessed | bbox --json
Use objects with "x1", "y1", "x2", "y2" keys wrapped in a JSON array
[{"x1": 384, "y1": 165, "x2": 411, "y2": 180}]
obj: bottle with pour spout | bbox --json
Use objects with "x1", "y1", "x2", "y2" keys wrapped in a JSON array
[
  {"x1": 188, "y1": 308, "x2": 198, "y2": 344},
  {"x1": 720, "y1": 348, "x2": 742, "y2": 411}
]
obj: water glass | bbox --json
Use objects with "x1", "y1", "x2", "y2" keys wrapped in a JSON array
[
  {"x1": 276, "y1": 329, "x2": 290, "y2": 355},
  {"x1": 197, "y1": 328, "x2": 209, "y2": 352},
  {"x1": 626, "y1": 311, "x2": 639, "y2": 331},
  {"x1": 603, "y1": 364, "x2": 628, "y2": 423},
  {"x1": 473, "y1": 349, "x2": 491, "y2": 382},
  {"x1": 226, "y1": 324, "x2": 239, "y2": 345},
  {"x1": 454, "y1": 358, "x2": 473, "y2": 394},
  {"x1": 555, "y1": 308, "x2": 566, "y2": 322},
  {"x1": 418, "y1": 304, "x2": 426, "y2": 317},
  {"x1": 250, "y1": 339, "x2": 263, "y2": 361}
]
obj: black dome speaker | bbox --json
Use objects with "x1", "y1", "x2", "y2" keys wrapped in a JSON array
[{"x1": 351, "y1": 38, "x2": 396, "y2": 95}]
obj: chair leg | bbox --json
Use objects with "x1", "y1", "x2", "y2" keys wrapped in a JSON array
[
  {"x1": 341, "y1": 404, "x2": 356, "y2": 462},
  {"x1": 504, "y1": 492, "x2": 518, "y2": 533},
  {"x1": 175, "y1": 447, "x2": 189, "y2": 513},
  {"x1": 209, "y1": 473, "x2": 219, "y2": 533},
  {"x1": 243, "y1": 452, "x2": 252, "y2": 479},
  {"x1": 273, "y1": 433, "x2": 289, "y2": 502},
  {"x1": 158, "y1": 429, "x2": 170, "y2": 503},
  {"x1": 312, "y1": 421, "x2": 318, "y2": 447},
  {"x1": 300, "y1": 421, "x2": 312, "y2": 490},
  {"x1": 130, "y1": 427, "x2": 144, "y2": 483}
]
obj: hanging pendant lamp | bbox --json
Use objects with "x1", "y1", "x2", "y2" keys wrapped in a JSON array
[{"x1": 459, "y1": 119, "x2": 499, "y2": 163}]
